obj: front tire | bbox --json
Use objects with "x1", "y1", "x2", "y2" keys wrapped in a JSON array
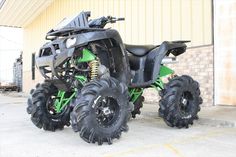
[
  {"x1": 27, "y1": 82, "x2": 71, "y2": 131},
  {"x1": 70, "y1": 77, "x2": 131, "y2": 145},
  {"x1": 159, "y1": 75, "x2": 202, "y2": 128}
]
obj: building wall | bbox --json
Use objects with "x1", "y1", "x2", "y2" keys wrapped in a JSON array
[{"x1": 23, "y1": 0, "x2": 213, "y2": 105}]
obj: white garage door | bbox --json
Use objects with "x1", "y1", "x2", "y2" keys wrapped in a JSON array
[{"x1": 214, "y1": 0, "x2": 236, "y2": 105}]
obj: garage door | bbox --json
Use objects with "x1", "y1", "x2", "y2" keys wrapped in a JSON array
[{"x1": 214, "y1": 0, "x2": 236, "y2": 105}]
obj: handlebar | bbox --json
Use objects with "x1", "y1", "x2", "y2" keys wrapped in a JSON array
[
  {"x1": 88, "y1": 16, "x2": 125, "y2": 28},
  {"x1": 107, "y1": 16, "x2": 125, "y2": 23},
  {"x1": 117, "y1": 18, "x2": 125, "y2": 21}
]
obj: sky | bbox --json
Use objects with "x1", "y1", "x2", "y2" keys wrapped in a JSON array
[{"x1": 0, "y1": 26, "x2": 23, "y2": 83}]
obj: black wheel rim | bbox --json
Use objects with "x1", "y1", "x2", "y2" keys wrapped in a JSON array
[
  {"x1": 179, "y1": 91, "x2": 194, "y2": 117},
  {"x1": 46, "y1": 94, "x2": 68, "y2": 119},
  {"x1": 94, "y1": 96, "x2": 120, "y2": 128}
]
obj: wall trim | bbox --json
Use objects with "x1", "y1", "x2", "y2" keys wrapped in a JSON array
[{"x1": 212, "y1": 0, "x2": 216, "y2": 106}]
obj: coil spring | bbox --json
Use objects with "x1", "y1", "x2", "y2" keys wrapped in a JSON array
[{"x1": 89, "y1": 60, "x2": 99, "y2": 79}]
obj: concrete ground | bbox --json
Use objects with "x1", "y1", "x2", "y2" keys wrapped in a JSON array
[{"x1": 0, "y1": 94, "x2": 236, "y2": 157}]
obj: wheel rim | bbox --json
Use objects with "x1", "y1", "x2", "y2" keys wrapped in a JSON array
[
  {"x1": 94, "y1": 96, "x2": 120, "y2": 128},
  {"x1": 179, "y1": 91, "x2": 194, "y2": 117},
  {"x1": 46, "y1": 94, "x2": 68, "y2": 119}
]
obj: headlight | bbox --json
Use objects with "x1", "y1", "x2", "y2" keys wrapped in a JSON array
[{"x1": 66, "y1": 37, "x2": 77, "y2": 48}]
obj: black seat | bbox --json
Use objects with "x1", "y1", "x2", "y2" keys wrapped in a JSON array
[{"x1": 125, "y1": 44, "x2": 157, "y2": 56}]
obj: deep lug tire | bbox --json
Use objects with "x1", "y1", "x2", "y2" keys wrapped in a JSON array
[
  {"x1": 158, "y1": 89, "x2": 165, "y2": 118},
  {"x1": 27, "y1": 82, "x2": 71, "y2": 131},
  {"x1": 159, "y1": 75, "x2": 203, "y2": 128},
  {"x1": 70, "y1": 77, "x2": 131, "y2": 145},
  {"x1": 131, "y1": 96, "x2": 144, "y2": 118}
]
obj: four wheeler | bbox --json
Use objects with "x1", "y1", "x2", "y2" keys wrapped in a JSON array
[{"x1": 27, "y1": 11, "x2": 202, "y2": 145}]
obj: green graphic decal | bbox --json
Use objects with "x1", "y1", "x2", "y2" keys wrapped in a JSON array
[
  {"x1": 151, "y1": 65, "x2": 174, "y2": 91},
  {"x1": 159, "y1": 65, "x2": 174, "y2": 77}
]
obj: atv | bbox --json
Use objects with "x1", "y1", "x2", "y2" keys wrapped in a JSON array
[{"x1": 27, "y1": 11, "x2": 202, "y2": 145}]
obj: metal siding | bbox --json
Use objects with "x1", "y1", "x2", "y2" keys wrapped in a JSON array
[
  {"x1": 0, "y1": 0, "x2": 54, "y2": 27},
  {"x1": 171, "y1": 0, "x2": 181, "y2": 41},
  {"x1": 192, "y1": 0, "x2": 204, "y2": 46},
  {"x1": 204, "y1": 0, "x2": 213, "y2": 44},
  {"x1": 181, "y1": 0, "x2": 192, "y2": 45},
  {"x1": 153, "y1": 0, "x2": 162, "y2": 44},
  {"x1": 22, "y1": 0, "x2": 212, "y2": 90},
  {"x1": 146, "y1": 0, "x2": 154, "y2": 44}
]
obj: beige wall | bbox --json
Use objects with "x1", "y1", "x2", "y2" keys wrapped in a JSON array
[
  {"x1": 23, "y1": 0, "x2": 212, "y2": 92},
  {"x1": 214, "y1": 0, "x2": 236, "y2": 105}
]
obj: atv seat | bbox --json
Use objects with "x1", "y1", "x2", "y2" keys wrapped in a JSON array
[{"x1": 125, "y1": 44, "x2": 157, "y2": 56}]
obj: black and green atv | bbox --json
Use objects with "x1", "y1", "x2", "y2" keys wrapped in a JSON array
[{"x1": 27, "y1": 11, "x2": 202, "y2": 145}]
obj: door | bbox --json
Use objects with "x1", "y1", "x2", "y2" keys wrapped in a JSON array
[{"x1": 214, "y1": 0, "x2": 236, "y2": 105}]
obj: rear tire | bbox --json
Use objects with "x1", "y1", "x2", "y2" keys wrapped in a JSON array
[
  {"x1": 27, "y1": 82, "x2": 71, "y2": 131},
  {"x1": 159, "y1": 75, "x2": 202, "y2": 128},
  {"x1": 70, "y1": 77, "x2": 131, "y2": 145}
]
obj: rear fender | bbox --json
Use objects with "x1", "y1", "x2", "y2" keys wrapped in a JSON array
[
  {"x1": 145, "y1": 41, "x2": 188, "y2": 84},
  {"x1": 168, "y1": 40, "x2": 189, "y2": 56}
]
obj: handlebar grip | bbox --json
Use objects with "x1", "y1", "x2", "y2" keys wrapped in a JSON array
[{"x1": 117, "y1": 18, "x2": 125, "y2": 21}]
